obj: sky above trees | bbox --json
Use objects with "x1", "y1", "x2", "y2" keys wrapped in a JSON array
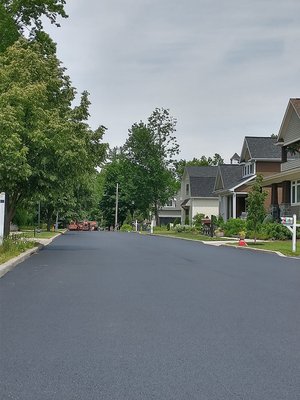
[{"x1": 45, "y1": 0, "x2": 300, "y2": 162}]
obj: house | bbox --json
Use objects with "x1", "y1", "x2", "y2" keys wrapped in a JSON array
[
  {"x1": 180, "y1": 166, "x2": 219, "y2": 224},
  {"x1": 214, "y1": 136, "x2": 282, "y2": 221},
  {"x1": 214, "y1": 164, "x2": 252, "y2": 221},
  {"x1": 158, "y1": 191, "x2": 181, "y2": 225},
  {"x1": 261, "y1": 98, "x2": 300, "y2": 218}
]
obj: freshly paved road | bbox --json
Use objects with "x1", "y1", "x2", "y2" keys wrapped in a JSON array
[{"x1": 1, "y1": 232, "x2": 300, "y2": 400}]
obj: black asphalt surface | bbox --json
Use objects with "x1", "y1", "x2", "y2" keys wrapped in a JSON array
[{"x1": 1, "y1": 232, "x2": 300, "y2": 400}]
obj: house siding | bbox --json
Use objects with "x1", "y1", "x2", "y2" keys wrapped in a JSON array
[
  {"x1": 256, "y1": 161, "x2": 281, "y2": 175},
  {"x1": 190, "y1": 198, "x2": 219, "y2": 219},
  {"x1": 284, "y1": 110, "x2": 300, "y2": 144}
]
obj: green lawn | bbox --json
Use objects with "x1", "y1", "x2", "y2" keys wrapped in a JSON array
[
  {"x1": 245, "y1": 240, "x2": 300, "y2": 257},
  {"x1": 20, "y1": 230, "x2": 64, "y2": 239},
  {"x1": 153, "y1": 231, "x2": 235, "y2": 242},
  {"x1": 0, "y1": 240, "x2": 37, "y2": 264}
]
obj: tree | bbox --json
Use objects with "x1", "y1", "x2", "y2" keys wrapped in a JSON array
[
  {"x1": 174, "y1": 153, "x2": 224, "y2": 179},
  {"x1": 0, "y1": 0, "x2": 67, "y2": 52},
  {"x1": 0, "y1": 38, "x2": 107, "y2": 231},
  {"x1": 124, "y1": 108, "x2": 179, "y2": 225},
  {"x1": 246, "y1": 175, "x2": 268, "y2": 243}
]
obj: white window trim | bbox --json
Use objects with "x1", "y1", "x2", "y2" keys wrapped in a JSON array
[
  {"x1": 242, "y1": 161, "x2": 256, "y2": 177},
  {"x1": 291, "y1": 180, "x2": 300, "y2": 205}
]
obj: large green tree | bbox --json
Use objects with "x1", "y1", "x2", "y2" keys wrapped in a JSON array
[
  {"x1": 123, "y1": 108, "x2": 179, "y2": 224},
  {"x1": 0, "y1": 38, "x2": 107, "y2": 230}
]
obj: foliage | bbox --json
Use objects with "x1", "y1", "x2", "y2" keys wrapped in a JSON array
[
  {"x1": 13, "y1": 206, "x2": 35, "y2": 227},
  {"x1": 222, "y1": 218, "x2": 246, "y2": 237},
  {"x1": 246, "y1": 175, "x2": 268, "y2": 242},
  {"x1": 0, "y1": 0, "x2": 67, "y2": 53},
  {"x1": 120, "y1": 224, "x2": 132, "y2": 232},
  {"x1": 174, "y1": 154, "x2": 224, "y2": 179},
  {"x1": 247, "y1": 223, "x2": 294, "y2": 240},
  {"x1": 192, "y1": 213, "x2": 204, "y2": 229},
  {"x1": 123, "y1": 108, "x2": 179, "y2": 224},
  {"x1": 0, "y1": 38, "x2": 107, "y2": 230},
  {"x1": 174, "y1": 224, "x2": 197, "y2": 233},
  {"x1": 0, "y1": 235, "x2": 36, "y2": 264}
]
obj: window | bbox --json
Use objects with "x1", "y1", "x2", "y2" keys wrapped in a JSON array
[
  {"x1": 243, "y1": 162, "x2": 255, "y2": 177},
  {"x1": 165, "y1": 199, "x2": 174, "y2": 207},
  {"x1": 291, "y1": 180, "x2": 300, "y2": 204},
  {"x1": 186, "y1": 183, "x2": 189, "y2": 195}
]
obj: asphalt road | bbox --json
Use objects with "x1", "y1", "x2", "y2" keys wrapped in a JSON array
[{"x1": 1, "y1": 232, "x2": 300, "y2": 400}]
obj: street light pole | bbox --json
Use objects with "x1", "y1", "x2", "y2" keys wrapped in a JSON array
[{"x1": 115, "y1": 183, "x2": 119, "y2": 230}]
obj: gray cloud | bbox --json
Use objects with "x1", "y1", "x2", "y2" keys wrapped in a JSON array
[{"x1": 45, "y1": 0, "x2": 300, "y2": 161}]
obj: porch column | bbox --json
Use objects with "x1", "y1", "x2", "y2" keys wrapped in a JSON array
[
  {"x1": 270, "y1": 183, "x2": 280, "y2": 220},
  {"x1": 280, "y1": 181, "x2": 291, "y2": 217},
  {"x1": 233, "y1": 193, "x2": 237, "y2": 219},
  {"x1": 282, "y1": 181, "x2": 291, "y2": 203}
]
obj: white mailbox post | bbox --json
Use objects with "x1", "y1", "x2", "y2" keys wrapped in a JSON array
[
  {"x1": 0, "y1": 192, "x2": 6, "y2": 245},
  {"x1": 281, "y1": 215, "x2": 300, "y2": 253}
]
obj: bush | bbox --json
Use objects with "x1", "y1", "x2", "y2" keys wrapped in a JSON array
[
  {"x1": 223, "y1": 218, "x2": 246, "y2": 237},
  {"x1": 193, "y1": 213, "x2": 204, "y2": 229},
  {"x1": 174, "y1": 224, "x2": 197, "y2": 233},
  {"x1": 120, "y1": 224, "x2": 132, "y2": 232}
]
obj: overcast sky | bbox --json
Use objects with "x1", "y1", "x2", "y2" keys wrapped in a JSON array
[{"x1": 46, "y1": 0, "x2": 300, "y2": 162}]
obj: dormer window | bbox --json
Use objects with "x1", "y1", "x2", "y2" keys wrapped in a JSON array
[{"x1": 243, "y1": 162, "x2": 255, "y2": 177}]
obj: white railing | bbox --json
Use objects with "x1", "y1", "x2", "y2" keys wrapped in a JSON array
[{"x1": 281, "y1": 158, "x2": 300, "y2": 172}]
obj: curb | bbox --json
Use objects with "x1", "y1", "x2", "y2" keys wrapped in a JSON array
[
  {"x1": 151, "y1": 233, "x2": 299, "y2": 259},
  {"x1": 220, "y1": 243, "x2": 287, "y2": 258},
  {"x1": 0, "y1": 233, "x2": 62, "y2": 279}
]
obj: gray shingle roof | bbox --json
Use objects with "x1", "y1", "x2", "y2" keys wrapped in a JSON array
[
  {"x1": 190, "y1": 176, "x2": 218, "y2": 197},
  {"x1": 244, "y1": 137, "x2": 281, "y2": 160},
  {"x1": 185, "y1": 166, "x2": 218, "y2": 197},
  {"x1": 185, "y1": 166, "x2": 218, "y2": 178},
  {"x1": 216, "y1": 164, "x2": 252, "y2": 191}
]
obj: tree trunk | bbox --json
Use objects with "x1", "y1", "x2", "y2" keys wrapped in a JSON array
[
  {"x1": 154, "y1": 202, "x2": 159, "y2": 226},
  {"x1": 6, "y1": 193, "x2": 20, "y2": 236}
]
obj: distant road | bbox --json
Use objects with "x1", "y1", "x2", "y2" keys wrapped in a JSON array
[{"x1": 1, "y1": 231, "x2": 300, "y2": 400}]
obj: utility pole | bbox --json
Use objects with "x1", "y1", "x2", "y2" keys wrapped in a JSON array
[{"x1": 115, "y1": 183, "x2": 119, "y2": 230}]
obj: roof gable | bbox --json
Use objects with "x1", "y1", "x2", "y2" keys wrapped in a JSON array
[
  {"x1": 240, "y1": 136, "x2": 281, "y2": 162},
  {"x1": 214, "y1": 164, "x2": 251, "y2": 192},
  {"x1": 278, "y1": 98, "x2": 300, "y2": 145},
  {"x1": 184, "y1": 166, "x2": 218, "y2": 198}
]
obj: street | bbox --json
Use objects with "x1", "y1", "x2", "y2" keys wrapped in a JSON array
[{"x1": 1, "y1": 232, "x2": 300, "y2": 399}]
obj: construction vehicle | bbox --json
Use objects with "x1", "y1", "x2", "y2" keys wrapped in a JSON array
[{"x1": 68, "y1": 220, "x2": 98, "y2": 231}]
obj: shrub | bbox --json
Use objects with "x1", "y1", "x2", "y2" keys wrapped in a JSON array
[
  {"x1": 174, "y1": 224, "x2": 197, "y2": 233},
  {"x1": 193, "y1": 213, "x2": 205, "y2": 229},
  {"x1": 223, "y1": 218, "x2": 246, "y2": 237},
  {"x1": 120, "y1": 224, "x2": 132, "y2": 232}
]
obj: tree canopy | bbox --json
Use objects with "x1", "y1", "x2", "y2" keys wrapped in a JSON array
[
  {"x1": 174, "y1": 153, "x2": 224, "y2": 179},
  {"x1": 0, "y1": 38, "x2": 107, "y2": 227}
]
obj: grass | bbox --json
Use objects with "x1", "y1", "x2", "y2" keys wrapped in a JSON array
[
  {"x1": 0, "y1": 236, "x2": 38, "y2": 264},
  {"x1": 153, "y1": 230, "x2": 235, "y2": 242},
  {"x1": 21, "y1": 230, "x2": 63, "y2": 239},
  {"x1": 245, "y1": 240, "x2": 300, "y2": 257}
]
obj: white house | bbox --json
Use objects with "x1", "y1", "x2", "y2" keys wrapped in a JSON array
[{"x1": 180, "y1": 166, "x2": 219, "y2": 224}]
